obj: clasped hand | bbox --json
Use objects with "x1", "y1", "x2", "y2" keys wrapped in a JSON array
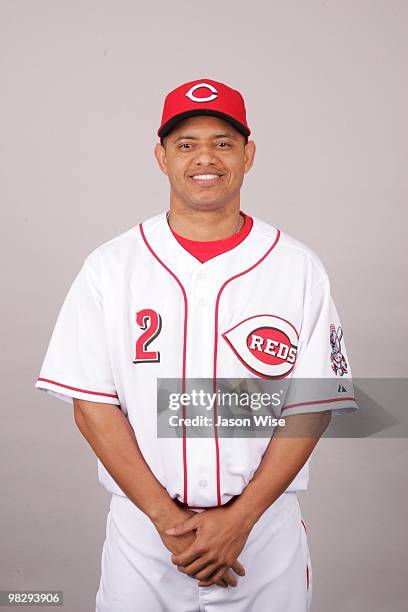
[{"x1": 165, "y1": 506, "x2": 250, "y2": 587}]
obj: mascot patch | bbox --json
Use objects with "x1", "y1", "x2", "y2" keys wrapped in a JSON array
[{"x1": 330, "y1": 324, "x2": 348, "y2": 376}]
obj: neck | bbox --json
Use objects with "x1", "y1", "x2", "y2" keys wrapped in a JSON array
[{"x1": 167, "y1": 202, "x2": 242, "y2": 241}]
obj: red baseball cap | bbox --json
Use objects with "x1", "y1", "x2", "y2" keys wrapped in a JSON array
[{"x1": 158, "y1": 78, "x2": 251, "y2": 141}]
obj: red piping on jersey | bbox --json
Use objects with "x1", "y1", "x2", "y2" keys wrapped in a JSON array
[
  {"x1": 306, "y1": 563, "x2": 310, "y2": 591},
  {"x1": 139, "y1": 223, "x2": 189, "y2": 505},
  {"x1": 283, "y1": 396, "x2": 356, "y2": 411},
  {"x1": 37, "y1": 378, "x2": 119, "y2": 399},
  {"x1": 213, "y1": 229, "x2": 281, "y2": 506},
  {"x1": 301, "y1": 520, "x2": 310, "y2": 590},
  {"x1": 223, "y1": 313, "x2": 299, "y2": 337}
]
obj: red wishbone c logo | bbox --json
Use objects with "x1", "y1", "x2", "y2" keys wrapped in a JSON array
[{"x1": 185, "y1": 83, "x2": 218, "y2": 103}]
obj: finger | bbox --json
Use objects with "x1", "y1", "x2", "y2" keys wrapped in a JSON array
[
  {"x1": 179, "y1": 566, "x2": 227, "y2": 588},
  {"x1": 231, "y1": 560, "x2": 246, "y2": 577},
  {"x1": 220, "y1": 569, "x2": 238, "y2": 587},
  {"x1": 179, "y1": 562, "x2": 235, "y2": 587},
  {"x1": 216, "y1": 580, "x2": 228, "y2": 588},
  {"x1": 198, "y1": 568, "x2": 225, "y2": 587},
  {"x1": 198, "y1": 565, "x2": 228, "y2": 587},
  {"x1": 178, "y1": 563, "x2": 228, "y2": 588},
  {"x1": 194, "y1": 562, "x2": 219, "y2": 581},
  {"x1": 177, "y1": 555, "x2": 214, "y2": 577},
  {"x1": 165, "y1": 515, "x2": 200, "y2": 536},
  {"x1": 171, "y1": 545, "x2": 203, "y2": 567}
]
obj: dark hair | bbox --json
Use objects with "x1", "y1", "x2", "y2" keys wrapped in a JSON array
[{"x1": 159, "y1": 111, "x2": 249, "y2": 146}]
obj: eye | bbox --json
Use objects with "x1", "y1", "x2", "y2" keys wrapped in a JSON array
[
  {"x1": 179, "y1": 143, "x2": 192, "y2": 150},
  {"x1": 216, "y1": 142, "x2": 231, "y2": 148}
]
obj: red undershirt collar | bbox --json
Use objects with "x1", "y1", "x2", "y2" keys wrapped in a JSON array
[{"x1": 170, "y1": 212, "x2": 254, "y2": 263}]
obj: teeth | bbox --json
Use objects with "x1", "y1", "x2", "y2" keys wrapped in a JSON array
[{"x1": 192, "y1": 174, "x2": 220, "y2": 180}]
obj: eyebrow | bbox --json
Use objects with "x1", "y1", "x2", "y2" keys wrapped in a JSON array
[{"x1": 173, "y1": 132, "x2": 236, "y2": 143}]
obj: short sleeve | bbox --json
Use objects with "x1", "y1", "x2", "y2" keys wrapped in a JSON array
[
  {"x1": 35, "y1": 254, "x2": 120, "y2": 405},
  {"x1": 282, "y1": 276, "x2": 358, "y2": 417}
]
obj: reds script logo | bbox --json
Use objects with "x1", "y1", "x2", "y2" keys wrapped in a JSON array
[{"x1": 222, "y1": 315, "x2": 299, "y2": 379}]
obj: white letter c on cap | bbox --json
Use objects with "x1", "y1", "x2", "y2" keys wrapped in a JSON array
[{"x1": 185, "y1": 83, "x2": 218, "y2": 103}]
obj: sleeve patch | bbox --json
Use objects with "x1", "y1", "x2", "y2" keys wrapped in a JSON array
[{"x1": 329, "y1": 324, "x2": 348, "y2": 376}]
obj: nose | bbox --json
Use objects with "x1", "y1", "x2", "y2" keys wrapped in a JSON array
[{"x1": 193, "y1": 145, "x2": 218, "y2": 166}]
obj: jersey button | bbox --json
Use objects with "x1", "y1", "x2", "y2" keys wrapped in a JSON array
[
  {"x1": 197, "y1": 272, "x2": 206, "y2": 281},
  {"x1": 198, "y1": 298, "x2": 207, "y2": 307},
  {"x1": 199, "y1": 479, "x2": 207, "y2": 488}
]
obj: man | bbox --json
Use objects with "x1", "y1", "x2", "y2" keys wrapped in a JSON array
[{"x1": 35, "y1": 78, "x2": 357, "y2": 611}]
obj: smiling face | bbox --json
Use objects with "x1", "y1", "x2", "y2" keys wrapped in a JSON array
[{"x1": 154, "y1": 115, "x2": 256, "y2": 212}]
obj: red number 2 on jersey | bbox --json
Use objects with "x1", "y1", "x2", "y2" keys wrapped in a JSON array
[{"x1": 133, "y1": 309, "x2": 162, "y2": 364}]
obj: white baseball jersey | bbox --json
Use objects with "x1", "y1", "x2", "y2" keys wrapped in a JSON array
[{"x1": 35, "y1": 212, "x2": 357, "y2": 508}]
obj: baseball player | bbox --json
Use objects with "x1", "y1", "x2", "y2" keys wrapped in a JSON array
[{"x1": 35, "y1": 79, "x2": 357, "y2": 611}]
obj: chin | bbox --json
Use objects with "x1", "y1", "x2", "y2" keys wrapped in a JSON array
[{"x1": 185, "y1": 190, "x2": 230, "y2": 211}]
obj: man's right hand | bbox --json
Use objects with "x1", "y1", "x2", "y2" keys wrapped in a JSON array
[
  {"x1": 155, "y1": 505, "x2": 241, "y2": 588},
  {"x1": 71, "y1": 401, "x2": 241, "y2": 588}
]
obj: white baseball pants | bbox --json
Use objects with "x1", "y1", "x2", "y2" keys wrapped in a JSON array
[{"x1": 96, "y1": 491, "x2": 312, "y2": 612}]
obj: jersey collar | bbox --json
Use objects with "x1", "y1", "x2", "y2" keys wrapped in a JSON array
[{"x1": 139, "y1": 212, "x2": 280, "y2": 287}]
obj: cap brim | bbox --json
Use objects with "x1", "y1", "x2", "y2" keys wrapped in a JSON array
[{"x1": 158, "y1": 109, "x2": 250, "y2": 140}]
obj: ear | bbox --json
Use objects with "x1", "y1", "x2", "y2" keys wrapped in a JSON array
[
  {"x1": 154, "y1": 142, "x2": 168, "y2": 176},
  {"x1": 244, "y1": 140, "x2": 256, "y2": 173}
]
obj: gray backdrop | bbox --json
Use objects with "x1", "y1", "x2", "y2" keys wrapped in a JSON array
[{"x1": 1, "y1": 1, "x2": 407, "y2": 611}]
